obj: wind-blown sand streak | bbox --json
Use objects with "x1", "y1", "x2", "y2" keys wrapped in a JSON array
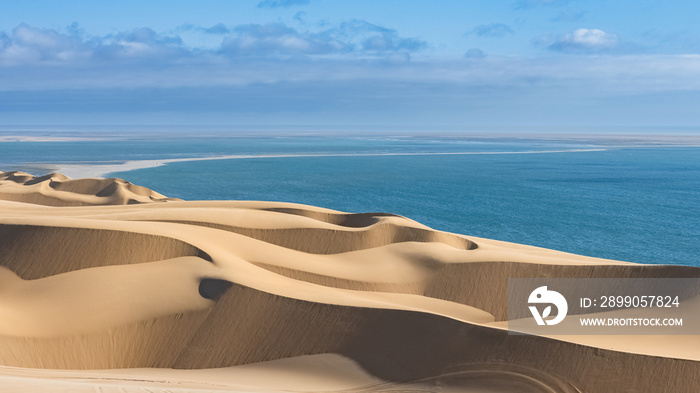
[
  {"x1": 0, "y1": 170, "x2": 698, "y2": 392},
  {"x1": 25, "y1": 148, "x2": 607, "y2": 179}
]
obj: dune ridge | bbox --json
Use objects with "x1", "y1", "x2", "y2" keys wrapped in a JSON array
[
  {"x1": 0, "y1": 172, "x2": 699, "y2": 392},
  {"x1": 0, "y1": 171, "x2": 180, "y2": 206}
]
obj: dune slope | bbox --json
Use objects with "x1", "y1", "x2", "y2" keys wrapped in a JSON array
[
  {"x1": 0, "y1": 171, "x2": 180, "y2": 206},
  {"x1": 0, "y1": 171, "x2": 698, "y2": 392}
]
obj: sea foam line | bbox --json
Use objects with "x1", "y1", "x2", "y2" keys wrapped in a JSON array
[{"x1": 42, "y1": 149, "x2": 607, "y2": 179}]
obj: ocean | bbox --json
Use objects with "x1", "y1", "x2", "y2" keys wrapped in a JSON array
[{"x1": 1, "y1": 131, "x2": 698, "y2": 266}]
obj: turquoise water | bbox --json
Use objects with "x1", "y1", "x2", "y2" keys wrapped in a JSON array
[{"x1": 1, "y1": 134, "x2": 698, "y2": 266}]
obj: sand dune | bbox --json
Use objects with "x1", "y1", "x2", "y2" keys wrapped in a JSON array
[
  {"x1": 0, "y1": 172, "x2": 699, "y2": 392},
  {"x1": 0, "y1": 171, "x2": 179, "y2": 206}
]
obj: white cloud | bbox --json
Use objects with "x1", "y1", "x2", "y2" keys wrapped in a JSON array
[
  {"x1": 0, "y1": 24, "x2": 90, "y2": 64},
  {"x1": 548, "y1": 28, "x2": 619, "y2": 52},
  {"x1": 0, "y1": 21, "x2": 427, "y2": 64},
  {"x1": 215, "y1": 20, "x2": 427, "y2": 57},
  {"x1": 0, "y1": 24, "x2": 189, "y2": 65},
  {"x1": 220, "y1": 23, "x2": 347, "y2": 56},
  {"x1": 2, "y1": 22, "x2": 700, "y2": 121}
]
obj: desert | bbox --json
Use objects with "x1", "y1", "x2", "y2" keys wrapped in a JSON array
[{"x1": 0, "y1": 171, "x2": 698, "y2": 392}]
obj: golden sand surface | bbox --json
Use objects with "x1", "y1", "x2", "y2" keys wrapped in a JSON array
[{"x1": 0, "y1": 170, "x2": 698, "y2": 392}]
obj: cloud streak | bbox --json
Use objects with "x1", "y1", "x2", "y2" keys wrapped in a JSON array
[
  {"x1": 221, "y1": 23, "x2": 345, "y2": 56},
  {"x1": 464, "y1": 48, "x2": 486, "y2": 58},
  {"x1": 179, "y1": 23, "x2": 230, "y2": 35},
  {"x1": 0, "y1": 20, "x2": 427, "y2": 65},
  {"x1": 470, "y1": 23, "x2": 514, "y2": 38},
  {"x1": 514, "y1": 0, "x2": 566, "y2": 9},
  {"x1": 1, "y1": 22, "x2": 698, "y2": 94},
  {"x1": 1, "y1": 22, "x2": 700, "y2": 126},
  {"x1": 551, "y1": 10, "x2": 586, "y2": 22},
  {"x1": 0, "y1": 24, "x2": 190, "y2": 65},
  {"x1": 257, "y1": 0, "x2": 310, "y2": 9}
]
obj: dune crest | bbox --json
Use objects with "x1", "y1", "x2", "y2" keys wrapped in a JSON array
[
  {"x1": 0, "y1": 171, "x2": 180, "y2": 206},
  {"x1": 0, "y1": 172, "x2": 699, "y2": 392}
]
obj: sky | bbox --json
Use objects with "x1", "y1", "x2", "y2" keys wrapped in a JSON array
[{"x1": 2, "y1": 0, "x2": 700, "y2": 129}]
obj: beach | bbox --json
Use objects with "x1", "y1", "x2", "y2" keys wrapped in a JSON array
[{"x1": 1, "y1": 170, "x2": 699, "y2": 392}]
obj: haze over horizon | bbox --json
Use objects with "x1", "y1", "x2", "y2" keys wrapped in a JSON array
[{"x1": 2, "y1": 0, "x2": 700, "y2": 128}]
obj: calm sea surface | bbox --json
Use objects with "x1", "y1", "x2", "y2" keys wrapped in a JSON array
[{"x1": 1, "y1": 133, "x2": 698, "y2": 266}]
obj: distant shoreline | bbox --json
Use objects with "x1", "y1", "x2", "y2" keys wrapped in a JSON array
[
  {"x1": 2, "y1": 126, "x2": 700, "y2": 144},
  {"x1": 27, "y1": 149, "x2": 608, "y2": 179},
  {"x1": 4, "y1": 131, "x2": 700, "y2": 180}
]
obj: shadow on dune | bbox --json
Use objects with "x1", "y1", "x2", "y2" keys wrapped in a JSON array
[{"x1": 0, "y1": 224, "x2": 211, "y2": 279}]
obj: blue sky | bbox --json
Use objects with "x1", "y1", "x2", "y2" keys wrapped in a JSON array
[{"x1": 2, "y1": 0, "x2": 700, "y2": 128}]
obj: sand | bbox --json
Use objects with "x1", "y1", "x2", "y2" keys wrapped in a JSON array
[
  {"x1": 21, "y1": 149, "x2": 607, "y2": 179},
  {"x1": 0, "y1": 170, "x2": 698, "y2": 392}
]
